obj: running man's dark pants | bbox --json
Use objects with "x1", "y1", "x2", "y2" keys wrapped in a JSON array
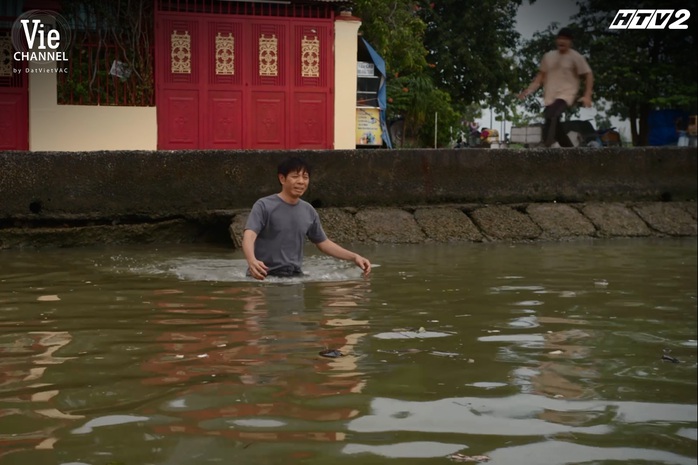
[{"x1": 543, "y1": 99, "x2": 574, "y2": 147}]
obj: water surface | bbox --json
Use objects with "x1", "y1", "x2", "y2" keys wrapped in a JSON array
[{"x1": 0, "y1": 238, "x2": 696, "y2": 464}]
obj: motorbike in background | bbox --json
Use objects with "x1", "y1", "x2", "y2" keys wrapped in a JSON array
[
  {"x1": 597, "y1": 127, "x2": 622, "y2": 146},
  {"x1": 562, "y1": 120, "x2": 622, "y2": 147}
]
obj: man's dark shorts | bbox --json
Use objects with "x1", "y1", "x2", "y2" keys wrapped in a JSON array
[{"x1": 246, "y1": 264, "x2": 304, "y2": 278}]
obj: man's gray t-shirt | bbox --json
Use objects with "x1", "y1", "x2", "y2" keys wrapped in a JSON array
[{"x1": 244, "y1": 194, "x2": 327, "y2": 275}]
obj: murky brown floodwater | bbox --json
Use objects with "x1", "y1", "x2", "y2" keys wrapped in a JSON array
[{"x1": 0, "y1": 238, "x2": 696, "y2": 465}]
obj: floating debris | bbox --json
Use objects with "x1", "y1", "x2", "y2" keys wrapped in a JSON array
[
  {"x1": 374, "y1": 329, "x2": 452, "y2": 340},
  {"x1": 319, "y1": 349, "x2": 344, "y2": 358},
  {"x1": 376, "y1": 348, "x2": 422, "y2": 356},
  {"x1": 72, "y1": 414, "x2": 149, "y2": 435},
  {"x1": 37, "y1": 295, "x2": 60, "y2": 302},
  {"x1": 430, "y1": 350, "x2": 459, "y2": 358},
  {"x1": 447, "y1": 453, "x2": 490, "y2": 462},
  {"x1": 661, "y1": 349, "x2": 680, "y2": 363}
]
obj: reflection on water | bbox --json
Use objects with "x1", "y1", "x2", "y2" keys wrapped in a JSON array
[{"x1": 0, "y1": 239, "x2": 696, "y2": 464}]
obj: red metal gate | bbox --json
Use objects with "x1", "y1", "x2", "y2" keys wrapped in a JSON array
[
  {"x1": 0, "y1": 26, "x2": 28, "y2": 151},
  {"x1": 156, "y1": 12, "x2": 333, "y2": 150}
]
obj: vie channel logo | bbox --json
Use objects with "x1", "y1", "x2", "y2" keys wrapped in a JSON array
[{"x1": 11, "y1": 9, "x2": 72, "y2": 73}]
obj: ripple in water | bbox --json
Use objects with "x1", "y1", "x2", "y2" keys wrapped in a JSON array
[{"x1": 132, "y1": 256, "x2": 370, "y2": 283}]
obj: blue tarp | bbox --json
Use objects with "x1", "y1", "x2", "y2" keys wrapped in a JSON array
[
  {"x1": 361, "y1": 38, "x2": 392, "y2": 148},
  {"x1": 648, "y1": 109, "x2": 688, "y2": 146}
]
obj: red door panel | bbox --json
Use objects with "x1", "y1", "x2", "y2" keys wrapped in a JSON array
[
  {"x1": 156, "y1": 13, "x2": 333, "y2": 149},
  {"x1": 0, "y1": 29, "x2": 28, "y2": 151},
  {"x1": 206, "y1": 91, "x2": 243, "y2": 148},
  {"x1": 250, "y1": 92, "x2": 285, "y2": 148},
  {"x1": 290, "y1": 22, "x2": 332, "y2": 149},
  {"x1": 160, "y1": 92, "x2": 199, "y2": 148},
  {"x1": 292, "y1": 92, "x2": 326, "y2": 148},
  {"x1": 0, "y1": 94, "x2": 28, "y2": 150},
  {"x1": 156, "y1": 16, "x2": 200, "y2": 149}
]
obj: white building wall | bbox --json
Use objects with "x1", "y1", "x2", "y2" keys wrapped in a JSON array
[
  {"x1": 28, "y1": 13, "x2": 360, "y2": 151},
  {"x1": 29, "y1": 60, "x2": 157, "y2": 152},
  {"x1": 333, "y1": 13, "x2": 361, "y2": 150}
]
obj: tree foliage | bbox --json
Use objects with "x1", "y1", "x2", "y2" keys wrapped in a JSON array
[
  {"x1": 571, "y1": 0, "x2": 698, "y2": 145},
  {"x1": 353, "y1": 0, "x2": 525, "y2": 146},
  {"x1": 353, "y1": 0, "x2": 428, "y2": 76},
  {"x1": 355, "y1": 0, "x2": 697, "y2": 147},
  {"x1": 416, "y1": 0, "x2": 524, "y2": 112},
  {"x1": 386, "y1": 74, "x2": 461, "y2": 147}
]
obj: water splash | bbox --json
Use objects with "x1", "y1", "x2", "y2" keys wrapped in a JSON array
[{"x1": 133, "y1": 255, "x2": 370, "y2": 283}]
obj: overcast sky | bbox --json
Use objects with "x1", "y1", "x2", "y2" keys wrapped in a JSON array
[{"x1": 515, "y1": 0, "x2": 579, "y2": 39}]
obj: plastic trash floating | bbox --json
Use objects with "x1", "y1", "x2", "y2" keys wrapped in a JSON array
[{"x1": 319, "y1": 349, "x2": 344, "y2": 358}]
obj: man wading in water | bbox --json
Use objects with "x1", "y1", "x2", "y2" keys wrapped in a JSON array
[{"x1": 242, "y1": 157, "x2": 371, "y2": 280}]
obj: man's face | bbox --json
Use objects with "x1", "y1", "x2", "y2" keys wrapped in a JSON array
[
  {"x1": 279, "y1": 169, "x2": 309, "y2": 199},
  {"x1": 556, "y1": 36, "x2": 572, "y2": 53}
]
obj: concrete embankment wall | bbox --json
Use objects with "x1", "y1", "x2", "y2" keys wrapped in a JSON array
[{"x1": 0, "y1": 148, "x2": 696, "y2": 249}]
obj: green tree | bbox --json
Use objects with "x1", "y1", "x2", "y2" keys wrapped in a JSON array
[
  {"x1": 354, "y1": 0, "x2": 531, "y2": 147},
  {"x1": 353, "y1": 0, "x2": 429, "y2": 76},
  {"x1": 572, "y1": 0, "x2": 698, "y2": 145},
  {"x1": 385, "y1": 74, "x2": 460, "y2": 147},
  {"x1": 416, "y1": 0, "x2": 524, "y2": 113},
  {"x1": 354, "y1": 0, "x2": 464, "y2": 147}
]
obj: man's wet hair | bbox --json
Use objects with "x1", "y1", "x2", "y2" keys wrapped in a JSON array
[{"x1": 278, "y1": 157, "x2": 312, "y2": 176}]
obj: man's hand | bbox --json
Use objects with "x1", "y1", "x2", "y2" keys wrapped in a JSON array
[
  {"x1": 247, "y1": 259, "x2": 269, "y2": 280},
  {"x1": 578, "y1": 95, "x2": 592, "y2": 108},
  {"x1": 354, "y1": 255, "x2": 371, "y2": 276}
]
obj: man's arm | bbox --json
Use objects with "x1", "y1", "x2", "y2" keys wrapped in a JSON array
[
  {"x1": 242, "y1": 229, "x2": 268, "y2": 280},
  {"x1": 315, "y1": 239, "x2": 371, "y2": 275},
  {"x1": 518, "y1": 71, "x2": 546, "y2": 99},
  {"x1": 578, "y1": 71, "x2": 593, "y2": 108}
]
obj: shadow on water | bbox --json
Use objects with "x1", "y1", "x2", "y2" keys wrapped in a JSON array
[{"x1": 0, "y1": 239, "x2": 696, "y2": 464}]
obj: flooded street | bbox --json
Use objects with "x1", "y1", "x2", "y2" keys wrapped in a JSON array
[{"x1": 0, "y1": 238, "x2": 696, "y2": 465}]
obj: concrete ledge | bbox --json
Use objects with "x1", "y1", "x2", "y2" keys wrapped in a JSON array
[
  {"x1": 2, "y1": 200, "x2": 696, "y2": 249},
  {"x1": 470, "y1": 205, "x2": 542, "y2": 241},
  {"x1": 0, "y1": 148, "x2": 696, "y2": 249},
  {"x1": 216, "y1": 201, "x2": 697, "y2": 253},
  {"x1": 0, "y1": 219, "x2": 200, "y2": 249},
  {"x1": 631, "y1": 202, "x2": 697, "y2": 236},
  {"x1": 581, "y1": 203, "x2": 653, "y2": 237},
  {"x1": 526, "y1": 203, "x2": 596, "y2": 239},
  {"x1": 318, "y1": 208, "x2": 368, "y2": 244},
  {"x1": 1, "y1": 148, "x2": 696, "y2": 219},
  {"x1": 414, "y1": 207, "x2": 483, "y2": 242},
  {"x1": 355, "y1": 208, "x2": 426, "y2": 243}
]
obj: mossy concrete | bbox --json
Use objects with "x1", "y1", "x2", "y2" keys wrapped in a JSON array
[{"x1": 0, "y1": 148, "x2": 696, "y2": 249}]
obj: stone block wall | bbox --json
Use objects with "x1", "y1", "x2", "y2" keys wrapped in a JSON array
[{"x1": 1, "y1": 148, "x2": 696, "y2": 249}]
